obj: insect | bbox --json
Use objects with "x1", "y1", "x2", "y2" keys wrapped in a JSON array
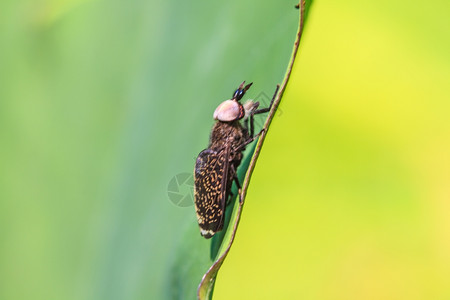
[{"x1": 193, "y1": 81, "x2": 278, "y2": 238}]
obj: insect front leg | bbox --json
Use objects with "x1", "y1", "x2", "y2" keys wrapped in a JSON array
[
  {"x1": 253, "y1": 84, "x2": 280, "y2": 116},
  {"x1": 249, "y1": 112, "x2": 255, "y2": 138},
  {"x1": 248, "y1": 84, "x2": 280, "y2": 137}
]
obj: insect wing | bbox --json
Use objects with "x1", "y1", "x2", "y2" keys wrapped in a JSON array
[{"x1": 193, "y1": 147, "x2": 230, "y2": 238}]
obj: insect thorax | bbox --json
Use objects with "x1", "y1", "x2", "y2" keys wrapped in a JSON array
[{"x1": 209, "y1": 120, "x2": 248, "y2": 152}]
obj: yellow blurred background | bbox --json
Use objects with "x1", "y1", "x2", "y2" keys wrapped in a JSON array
[{"x1": 215, "y1": 0, "x2": 450, "y2": 299}]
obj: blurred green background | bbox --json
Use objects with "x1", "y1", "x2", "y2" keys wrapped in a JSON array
[
  {"x1": 1, "y1": 0, "x2": 449, "y2": 300},
  {"x1": 0, "y1": 0, "x2": 297, "y2": 299}
]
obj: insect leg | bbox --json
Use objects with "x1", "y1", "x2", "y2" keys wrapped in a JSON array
[
  {"x1": 231, "y1": 166, "x2": 241, "y2": 189},
  {"x1": 253, "y1": 84, "x2": 280, "y2": 115},
  {"x1": 229, "y1": 163, "x2": 244, "y2": 203},
  {"x1": 226, "y1": 190, "x2": 234, "y2": 205},
  {"x1": 233, "y1": 129, "x2": 264, "y2": 154},
  {"x1": 248, "y1": 84, "x2": 280, "y2": 137},
  {"x1": 243, "y1": 112, "x2": 250, "y2": 133},
  {"x1": 249, "y1": 112, "x2": 255, "y2": 137}
]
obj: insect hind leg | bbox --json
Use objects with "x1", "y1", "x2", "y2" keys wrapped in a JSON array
[
  {"x1": 224, "y1": 164, "x2": 243, "y2": 205},
  {"x1": 228, "y1": 178, "x2": 242, "y2": 203}
]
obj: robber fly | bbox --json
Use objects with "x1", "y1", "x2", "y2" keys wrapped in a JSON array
[{"x1": 193, "y1": 81, "x2": 278, "y2": 238}]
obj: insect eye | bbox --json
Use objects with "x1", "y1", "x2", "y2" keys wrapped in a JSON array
[
  {"x1": 233, "y1": 89, "x2": 240, "y2": 99},
  {"x1": 233, "y1": 89, "x2": 245, "y2": 101},
  {"x1": 232, "y1": 81, "x2": 252, "y2": 101}
]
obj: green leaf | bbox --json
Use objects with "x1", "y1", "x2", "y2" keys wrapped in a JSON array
[{"x1": 196, "y1": 1, "x2": 313, "y2": 299}]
